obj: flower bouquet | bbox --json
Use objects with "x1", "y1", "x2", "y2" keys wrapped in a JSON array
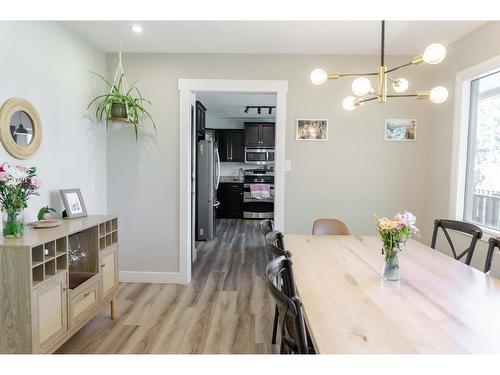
[
  {"x1": 0, "y1": 162, "x2": 41, "y2": 238},
  {"x1": 375, "y1": 211, "x2": 419, "y2": 281}
]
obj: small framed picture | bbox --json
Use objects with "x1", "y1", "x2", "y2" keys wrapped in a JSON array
[
  {"x1": 296, "y1": 119, "x2": 328, "y2": 141},
  {"x1": 385, "y1": 119, "x2": 417, "y2": 141},
  {"x1": 59, "y1": 188, "x2": 87, "y2": 219}
]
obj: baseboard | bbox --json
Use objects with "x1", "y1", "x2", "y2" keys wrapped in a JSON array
[{"x1": 119, "y1": 270, "x2": 187, "y2": 284}]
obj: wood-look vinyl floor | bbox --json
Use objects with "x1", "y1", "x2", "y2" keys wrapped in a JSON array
[{"x1": 56, "y1": 219, "x2": 278, "y2": 354}]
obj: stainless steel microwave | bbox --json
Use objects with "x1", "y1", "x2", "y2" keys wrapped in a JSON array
[{"x1": 245, "y1": 148, "x2": 275, "y2": 165}]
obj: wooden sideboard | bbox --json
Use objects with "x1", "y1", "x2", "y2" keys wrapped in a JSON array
[{"x1": 0, "y1": 215, "x2": 119, "y2": 353}]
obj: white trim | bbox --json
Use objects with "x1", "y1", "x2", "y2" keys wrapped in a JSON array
[
  {"x1": 449, "y1": 54, "x2": 500, "y2": 225},
  {"x1": 119, "y1": 271, "x2": 185, "y2": 284},
  {"x1": 178, "y1": 79, "x2": 288, "y2": 284}
]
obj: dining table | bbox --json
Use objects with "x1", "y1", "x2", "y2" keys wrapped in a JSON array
[{"x1": 283, "y1": 234, "x2": 500, "y2": 354}]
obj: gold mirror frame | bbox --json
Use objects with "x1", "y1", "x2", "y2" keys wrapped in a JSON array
[{"x1": 0, "y1": 98, "x2": 42, "y2": 159}]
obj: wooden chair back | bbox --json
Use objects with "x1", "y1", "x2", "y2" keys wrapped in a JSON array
[
  {"x1": 265, "y1": 256, "x2": 309, "y2": 354},
  {"x1": 430, "y1": 219, "x2": 482, "y2": 266},
  {"x1": 265, "y1": 230, "x2": 289, "y2": 258},
  {"x1": 485, "y1": 237, "x2": 500, "y2": 274},
  {"x1": 312, "y1": 218, "x2": 351, "y2": 235},
  {"x1": 260, "y1": 219, "x2": 274, "y2": 236}
]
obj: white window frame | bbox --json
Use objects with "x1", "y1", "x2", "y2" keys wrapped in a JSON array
[{"x1": 450, "y1": 54, "x2": 500, "y2": 236}]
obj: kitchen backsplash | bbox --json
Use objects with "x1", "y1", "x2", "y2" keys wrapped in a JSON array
[{"x1": 220, "y1": 162, "x2": 250, "y2": 176}]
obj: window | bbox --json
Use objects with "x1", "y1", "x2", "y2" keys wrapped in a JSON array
[{"x1": 463, "y1": 70, "x2": 500, "y2": 232}]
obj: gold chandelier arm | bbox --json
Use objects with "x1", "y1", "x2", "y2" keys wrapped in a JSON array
[
  {"x1": 386, "y1": 94, "x2": 418, "y2": 98},
  {"x1": 338, "y1": 72, "x2": 378, "y2": 78},
  {"x1": 412, "y1": 55, "x2": 425, "y2": 65},
  {"x1": 386, "y1": 62, "x2": 413, "y2": 74},
  {"x1": 358, "y1": 96, "x2": 379, "y2": 103}
]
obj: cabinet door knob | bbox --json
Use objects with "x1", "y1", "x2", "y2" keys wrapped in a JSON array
[
  {"x1": 100, "y1": 264, "x2": 105, "y2": 268},
  {"x1": 63, "y1": 287, "x2": 68, "y2": 292},
  {"x1": 84, "y1": 291, "x2": 90, "y2": 297}
]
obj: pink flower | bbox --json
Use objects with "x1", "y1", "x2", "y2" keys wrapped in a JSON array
[
  {"x1": 0, "y1": 171, "x2": 10, "y2": 182},
  {"x1": 31, "y1": 177, "x2": 43, "y2": 186}
]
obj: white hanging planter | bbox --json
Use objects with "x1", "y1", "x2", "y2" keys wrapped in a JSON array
[
  {"x1": 87, "y1": 50, "x2": 156, "y2": 140},
  {"x1": 108, "y1": 52, "x2": 133, "y2": 124}
]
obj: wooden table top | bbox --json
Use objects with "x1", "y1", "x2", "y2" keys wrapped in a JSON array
[
  {"x1": 0, "y1": 215, "x2": 116, "y2": 248},
  {"x1": 284, "y1": 234, "x2": 500, "y2": 354}
]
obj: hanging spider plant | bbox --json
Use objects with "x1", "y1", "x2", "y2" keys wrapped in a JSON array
[{"x1": 87, "y1": 72, "x2": 156, "y2": 140}]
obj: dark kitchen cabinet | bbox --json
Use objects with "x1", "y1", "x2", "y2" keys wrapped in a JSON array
[
  {"x1": 216, "y1": 130, "x2": 244, "y2": 162},
  {"x1": 196, "y1": 101, "x2": 206, "y2": 134},
  {"x1": 244, "y1": 122, "x2": 275, "y2": 147},
  {"x1": 217, "y1": 183, "x2": 243, "y2": 218},
  {"x1": 244, "y1": 124, "x2": 261, "y2": 147}
]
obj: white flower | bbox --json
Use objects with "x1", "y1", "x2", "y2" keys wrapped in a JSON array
[
  {"x1": 396, "y1": 211, "x2": 416, "y2": 226},
  {"x1": 2, "y1": 162, "x2": 27, "y2": 184}
]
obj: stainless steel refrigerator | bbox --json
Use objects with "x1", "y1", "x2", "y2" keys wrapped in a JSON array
[{"x1": 196, "y1": 139, "x2": 220, "y2": 241}]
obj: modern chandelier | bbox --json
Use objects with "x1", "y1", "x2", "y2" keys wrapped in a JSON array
[{"x1": 310, "y1": 21, "x2": 449, "y2": 111}]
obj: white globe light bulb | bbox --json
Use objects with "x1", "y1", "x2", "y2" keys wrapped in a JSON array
[
  {"x1": 392, "y1": 78, "x2": 409, "y2": 94},
  {"x1": 351, "y1": 77, "x2": 372, "y2": 97},
  {"x1": 310, "y1": 68, "x2": 328, "y2": 85},
  {"x1": 343, "y1": 96, "x2": 358, "y2": 111},
  {"x1": 423, "y1": 43, "x2": 446, "y2": 64},
  {"x1": 430, "y1": 86, "x2": 448, "y2": 104}
]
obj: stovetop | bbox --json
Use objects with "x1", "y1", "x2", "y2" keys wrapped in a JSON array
[{"x1": 243, "y1": 168, "x2": 275, "y2": 177}]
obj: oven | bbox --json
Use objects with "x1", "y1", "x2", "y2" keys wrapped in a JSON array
[
  {"x1": 243, "y1": 170, "x2": 274, "y2": 219},
  {"x1": 245, "y1": 148, "x2": 275, "y2": 165}
]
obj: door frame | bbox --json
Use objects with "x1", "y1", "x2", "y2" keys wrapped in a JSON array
[{"x1": 178, "y1": 79, "x2": 288, "y2": 284}]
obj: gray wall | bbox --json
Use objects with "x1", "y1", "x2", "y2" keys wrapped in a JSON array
[
  {"x1": 424, "y1": 22, "x2": 500, "y2": 271},
  {"x1": 0, "y1": 22, "x2": 107, "y2": 221},
  {"x1": 106, "y1": 53, "x2": 437, "y2": 274}
]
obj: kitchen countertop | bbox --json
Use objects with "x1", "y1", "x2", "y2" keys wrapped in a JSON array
[{"x1": 220, "y1": 176, "x2": 244, "y2": 183}]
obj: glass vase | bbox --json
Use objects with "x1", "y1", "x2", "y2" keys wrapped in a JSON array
[
  {"x1": 381, "y1": 249, "x2": 400, "y2": 281},
  {"x1": 2, "y1": 209, "x2": 24, "y2": 239}
]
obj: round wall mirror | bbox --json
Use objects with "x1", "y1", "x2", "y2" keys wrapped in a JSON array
[{"x1": 0, "y1": 98, "x2": 42, "y2": 159}]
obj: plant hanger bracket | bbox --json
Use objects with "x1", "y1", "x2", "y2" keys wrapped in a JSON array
[
  {"x1": 110, "y1": 51, "x2": 130, "y2": 96},
  {"x1": 110, "y1": 50, "x2": 131, "y2": 121}
]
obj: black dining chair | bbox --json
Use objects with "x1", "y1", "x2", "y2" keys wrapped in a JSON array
[
  {"x1": 265, "y1": 230, "x2": 291, "y2": 345},
  {"x1": 266, "y1": 256, "x2": 312, "y2": 354},
  {"x1": 430, "y1": 219, "x2": 483, "y2": 266},
  {"x1": 484, "y1": 237, "x2": 500, "y2": 273},
  {"x1": 260, "y1": 219, "x2": 274, "y2": 236},
  {"x1": 265, "y1": 230, "x2": 289, "y2": 258}
]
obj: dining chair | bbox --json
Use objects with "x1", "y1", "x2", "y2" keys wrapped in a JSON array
[
  {"x1": 260, "y1": 219, "x2": 274, "y2": 236},
  {"x1": 312, "y1": 218, "x2": 351, "y2": 235},
  {"x1": 484, "y1": 237, "x2": 500, "y2": 274},
  {"x1": 265, "y1": 230, "x2": 289, "y2": 258},
  {"x1": 265, "y1": 230, "x2": 291, "y2": 345},
  {"x1": 430, "y1": 219, "x2": 482, "y2": 266},
  {"x1": 266, "y1": 256, "x2": 312, "y2": 354}
]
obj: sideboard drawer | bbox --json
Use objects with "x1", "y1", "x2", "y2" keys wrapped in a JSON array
[{"x1": 69, "y1": 278, "x2": 99, "y2": 327}]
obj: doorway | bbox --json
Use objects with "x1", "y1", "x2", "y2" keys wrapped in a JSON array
[{"x1": 179, "y1": 79, "x2": 288, "y2": 284}]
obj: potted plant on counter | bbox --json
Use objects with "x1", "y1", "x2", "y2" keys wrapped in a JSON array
[{"x1": 0, "y1": 162, "x2": 41, "y2": 238}]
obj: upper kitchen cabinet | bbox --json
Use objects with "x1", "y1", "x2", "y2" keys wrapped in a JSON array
[
  {"x1": 244, "y1": 122, "x2": 275, "y2": 147},
  {"x1": 216, "y1": 130, "x2": 244, "y2": 162},
  {"x1": 196, "y1": 101, "x2": 207, "y2": 134}
]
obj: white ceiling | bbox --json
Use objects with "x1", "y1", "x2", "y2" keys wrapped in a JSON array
[
  {"x1": 67, "y1": 21, "x2": 486, "y2": 55},
  {"x1": 196, "y1": 92, "x2": 276, "y2": 118}
]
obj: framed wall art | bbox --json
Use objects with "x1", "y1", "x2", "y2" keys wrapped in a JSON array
[
  {"x1": 385, "y1": 119, "x2": 417, "y2": 141},
  {"x1": 296, "y1": 119, "x2": 328, "y2": 141}
]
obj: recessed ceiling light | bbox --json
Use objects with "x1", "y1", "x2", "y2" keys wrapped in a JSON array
[{"x1": 132, "y1": 25, "x2": 143, "y2": 34}]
